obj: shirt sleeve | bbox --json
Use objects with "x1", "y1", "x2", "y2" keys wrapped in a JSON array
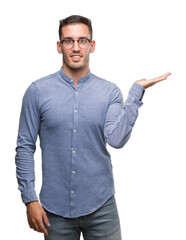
[
  {"x1": 15, "y1": 82, "x2": 40, "y2": 204},
  {"x1": 104, "y1": 83, "x2": 145, "y2": 149}
]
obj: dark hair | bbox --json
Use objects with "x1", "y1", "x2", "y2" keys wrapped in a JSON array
[{"x1": 58, "y1": 15, "x2": 93, "y2": 41}]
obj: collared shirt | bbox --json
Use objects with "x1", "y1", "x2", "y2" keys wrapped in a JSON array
[{"x1": 15, "y1": 67, "x2": 145, "y2": 218}]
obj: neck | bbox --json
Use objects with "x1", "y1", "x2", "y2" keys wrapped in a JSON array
[{"x1": 62, "y1": 65, "x2": 89, "y2": 82}]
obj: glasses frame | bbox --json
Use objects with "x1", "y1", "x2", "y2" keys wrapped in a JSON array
[{"x1": 60, "y1": 38, "x2": 92, "y2": 49}]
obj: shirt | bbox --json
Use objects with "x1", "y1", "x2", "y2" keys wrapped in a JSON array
[{"x1": 15, "y1": 67, "x2": 145, "y2": 218}]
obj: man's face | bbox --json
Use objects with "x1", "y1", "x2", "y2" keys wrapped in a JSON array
[{"x1": 57, "y1": 23, "x2": 95, "y2": 72}]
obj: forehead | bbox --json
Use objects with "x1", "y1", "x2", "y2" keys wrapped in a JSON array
[{"x1": 61, "y1": 23, "x2": 90, "y2": 38}]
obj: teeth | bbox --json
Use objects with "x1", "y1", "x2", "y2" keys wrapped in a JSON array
[{"x1": 72, "y1": 56, "x2": 80, "y2": 58}]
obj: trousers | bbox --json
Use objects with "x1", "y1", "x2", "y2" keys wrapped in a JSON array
[{"x1": 44, "y1": 194, "x2": 122, "y2": 240}]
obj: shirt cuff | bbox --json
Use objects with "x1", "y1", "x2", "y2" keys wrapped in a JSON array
[
  {"x1": 21, "y1": 189, "x2": 38, "y2": 205},
  {"x1": 129, "y1": 83, "x2": 145, "y2": 101}
]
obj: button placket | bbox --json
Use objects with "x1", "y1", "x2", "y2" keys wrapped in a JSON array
[{"x1": 70, "y1": 86, "x2": 80, "y2": 212}]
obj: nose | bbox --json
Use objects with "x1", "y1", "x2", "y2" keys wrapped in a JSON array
[{"x1": 72, "y1": 40, "x2": 80, "y2": 51}]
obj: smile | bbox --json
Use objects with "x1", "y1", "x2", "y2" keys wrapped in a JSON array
[{"x1": 71, "y1": 55, "x2": 82, "y2": 61}]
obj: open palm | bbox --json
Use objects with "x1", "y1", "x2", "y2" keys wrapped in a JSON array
[{"x1": 135, "y1": 72, "x2": 171, "y2": 89}]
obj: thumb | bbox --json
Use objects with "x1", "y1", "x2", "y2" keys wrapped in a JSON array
[{"x1": 42, "y1": 210, "x2": 50, "y2": 227}]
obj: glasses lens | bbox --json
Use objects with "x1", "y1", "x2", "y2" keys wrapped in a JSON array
[
  {"x1": 63, "y1": 40, "x2": 73, "y2": 49},
  {"x1": 79, "y1": 39, "x2": 89, "y2": 48},
  {"x1": 62, "y1": 39, "x2": 90, "y2": 49}
]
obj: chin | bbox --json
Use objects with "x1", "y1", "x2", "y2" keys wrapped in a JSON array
[
  {"x1": 63, "y1": 57, "x2": 89, "y2": 71},
  {"x1": 69, "y1": 63, "x2": 87, "y2": 71}
]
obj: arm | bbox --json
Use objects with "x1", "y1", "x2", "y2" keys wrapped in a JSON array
[
  {"x1": 104, "y1": 72, "x2": 171, "y2": 149},
  {"x1": 104, "y1": 83, "x2": 145, "y2": 149},
  {"x1": 15, "y1": 82, "x2": 40, "y2": 204},
  {"x1": 15, "y1": 83, "x2": 50, "y2": 235}
]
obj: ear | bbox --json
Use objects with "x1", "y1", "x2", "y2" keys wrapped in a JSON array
[
  {"x1": 57, "y1": 41, "x2": 63, "y2": 54},
  {"x1": 90, "y1": 40, "x2": 96, "y2": 53}
]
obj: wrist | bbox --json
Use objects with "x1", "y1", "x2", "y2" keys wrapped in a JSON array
[{"x1": 26, "y1": 200, "x2": 38, "y2": 207}]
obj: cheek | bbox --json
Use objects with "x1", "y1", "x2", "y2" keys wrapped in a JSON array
[
  {"x1": 62, "y1": 50, "x2": 70, "y2": 60},
  {"x1": 84, "y1": 47, "x2": 91, "y2": 57}
]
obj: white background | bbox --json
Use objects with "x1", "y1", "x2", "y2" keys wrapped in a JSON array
[{"x1": 0, "y1": 0, "x2": 185, "y2": 239}]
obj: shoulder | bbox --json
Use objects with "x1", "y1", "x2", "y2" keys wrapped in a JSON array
[
  {"x1": 91, "y1": 73, "x2": 122, "y2": 99},
  {"x1": 24, "y1": 70, "x2": 61, "y2": 98},
  {"x1": 33, "y1": 70, "x2": 60, "y2": 89},
  {"x1": 91, "y1": 73, "x2": 118, "y2": 91},
  {"x1": 23, "y1": 70, "x2": 61, "y2": 102}
]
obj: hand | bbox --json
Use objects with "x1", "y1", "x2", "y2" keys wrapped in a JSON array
[
  {"x1": 26, "y1": 201, "x2": 50, "y2": 236},
  {"x1": 135, "y1": 72, "x2": 171, "y2": 89}
]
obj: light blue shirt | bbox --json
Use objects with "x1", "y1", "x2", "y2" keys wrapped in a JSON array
[{"x1": 15, "y1": 67, "x2": 145, "y2": 218}]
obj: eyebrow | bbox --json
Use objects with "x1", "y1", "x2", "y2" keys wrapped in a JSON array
[{"x1": 63, "y1": 36, "x2": 88, "y2": 40}]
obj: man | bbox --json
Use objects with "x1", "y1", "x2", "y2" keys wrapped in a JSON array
[{"x1": 15, "y1": 15, "x2": 171, "y2": 240}]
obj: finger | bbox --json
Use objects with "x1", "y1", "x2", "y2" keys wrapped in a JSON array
[
  {"x1": 28, "y1": 220, "x2": 34, "y2": 230},
  {"x1": 42, "y1": 211, "x2": 50, "y2": 227},
  {"x1": 31, "y1": 218, "x2": 40, "y2": 232},
  {"x1": 28, "y1": 217, "x2": 36, "y2": 230},
  {"x1": 158, "y1": 72, "x2": 171, "y2": 78},
  {"x1": 36, "y1": 218, "x2": 48, "y2": 235},
  {"x1": 151, "y1": 72, "x2": 171, "y2": 81},
  {"x1": 148, "y1": 75, "x2": 169, "y2": 84},
  {"x1": 162, "y1": 72, "x2": 171, "y2": 77}
]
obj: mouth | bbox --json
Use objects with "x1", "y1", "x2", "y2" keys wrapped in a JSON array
[{"x1": 70, "y1": 54, "x2": 82, "y2": 62}]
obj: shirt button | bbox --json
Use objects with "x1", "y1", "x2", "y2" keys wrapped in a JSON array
[
  {"x1": 72, "y1": 150, "x2": 76, "y2": 154},
  {"x1": 73, "y1": 129, "x2": 77, "y2": 132},
  {"x1": 72, "y1": 170, "x2": 75, "y2": 174},
  {"x1": 70, "y1": 79, "x2": 73, "y2": 82},
  {"x1": 74, "y1": 109, "x2": 78, "y2": 112},
  {"x1": 71, "y1": 190, "x2": 74, "y2": 194}
]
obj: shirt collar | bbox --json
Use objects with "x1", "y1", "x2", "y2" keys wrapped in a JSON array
[{"x1": 59, "y1": 66, "x2": 92, "y2": 84}]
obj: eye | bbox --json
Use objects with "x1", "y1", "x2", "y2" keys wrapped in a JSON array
[
  {"x1": 65, "y1": 39, "x2": 73, "y2": 44},
  {"x1": 79, "y1": 38, "x2": 87, "y2": 44}
]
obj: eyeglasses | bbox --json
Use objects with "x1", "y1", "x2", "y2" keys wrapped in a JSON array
[{"x1": 60, "y1": 38, "x2": 92, "y2": 49}]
